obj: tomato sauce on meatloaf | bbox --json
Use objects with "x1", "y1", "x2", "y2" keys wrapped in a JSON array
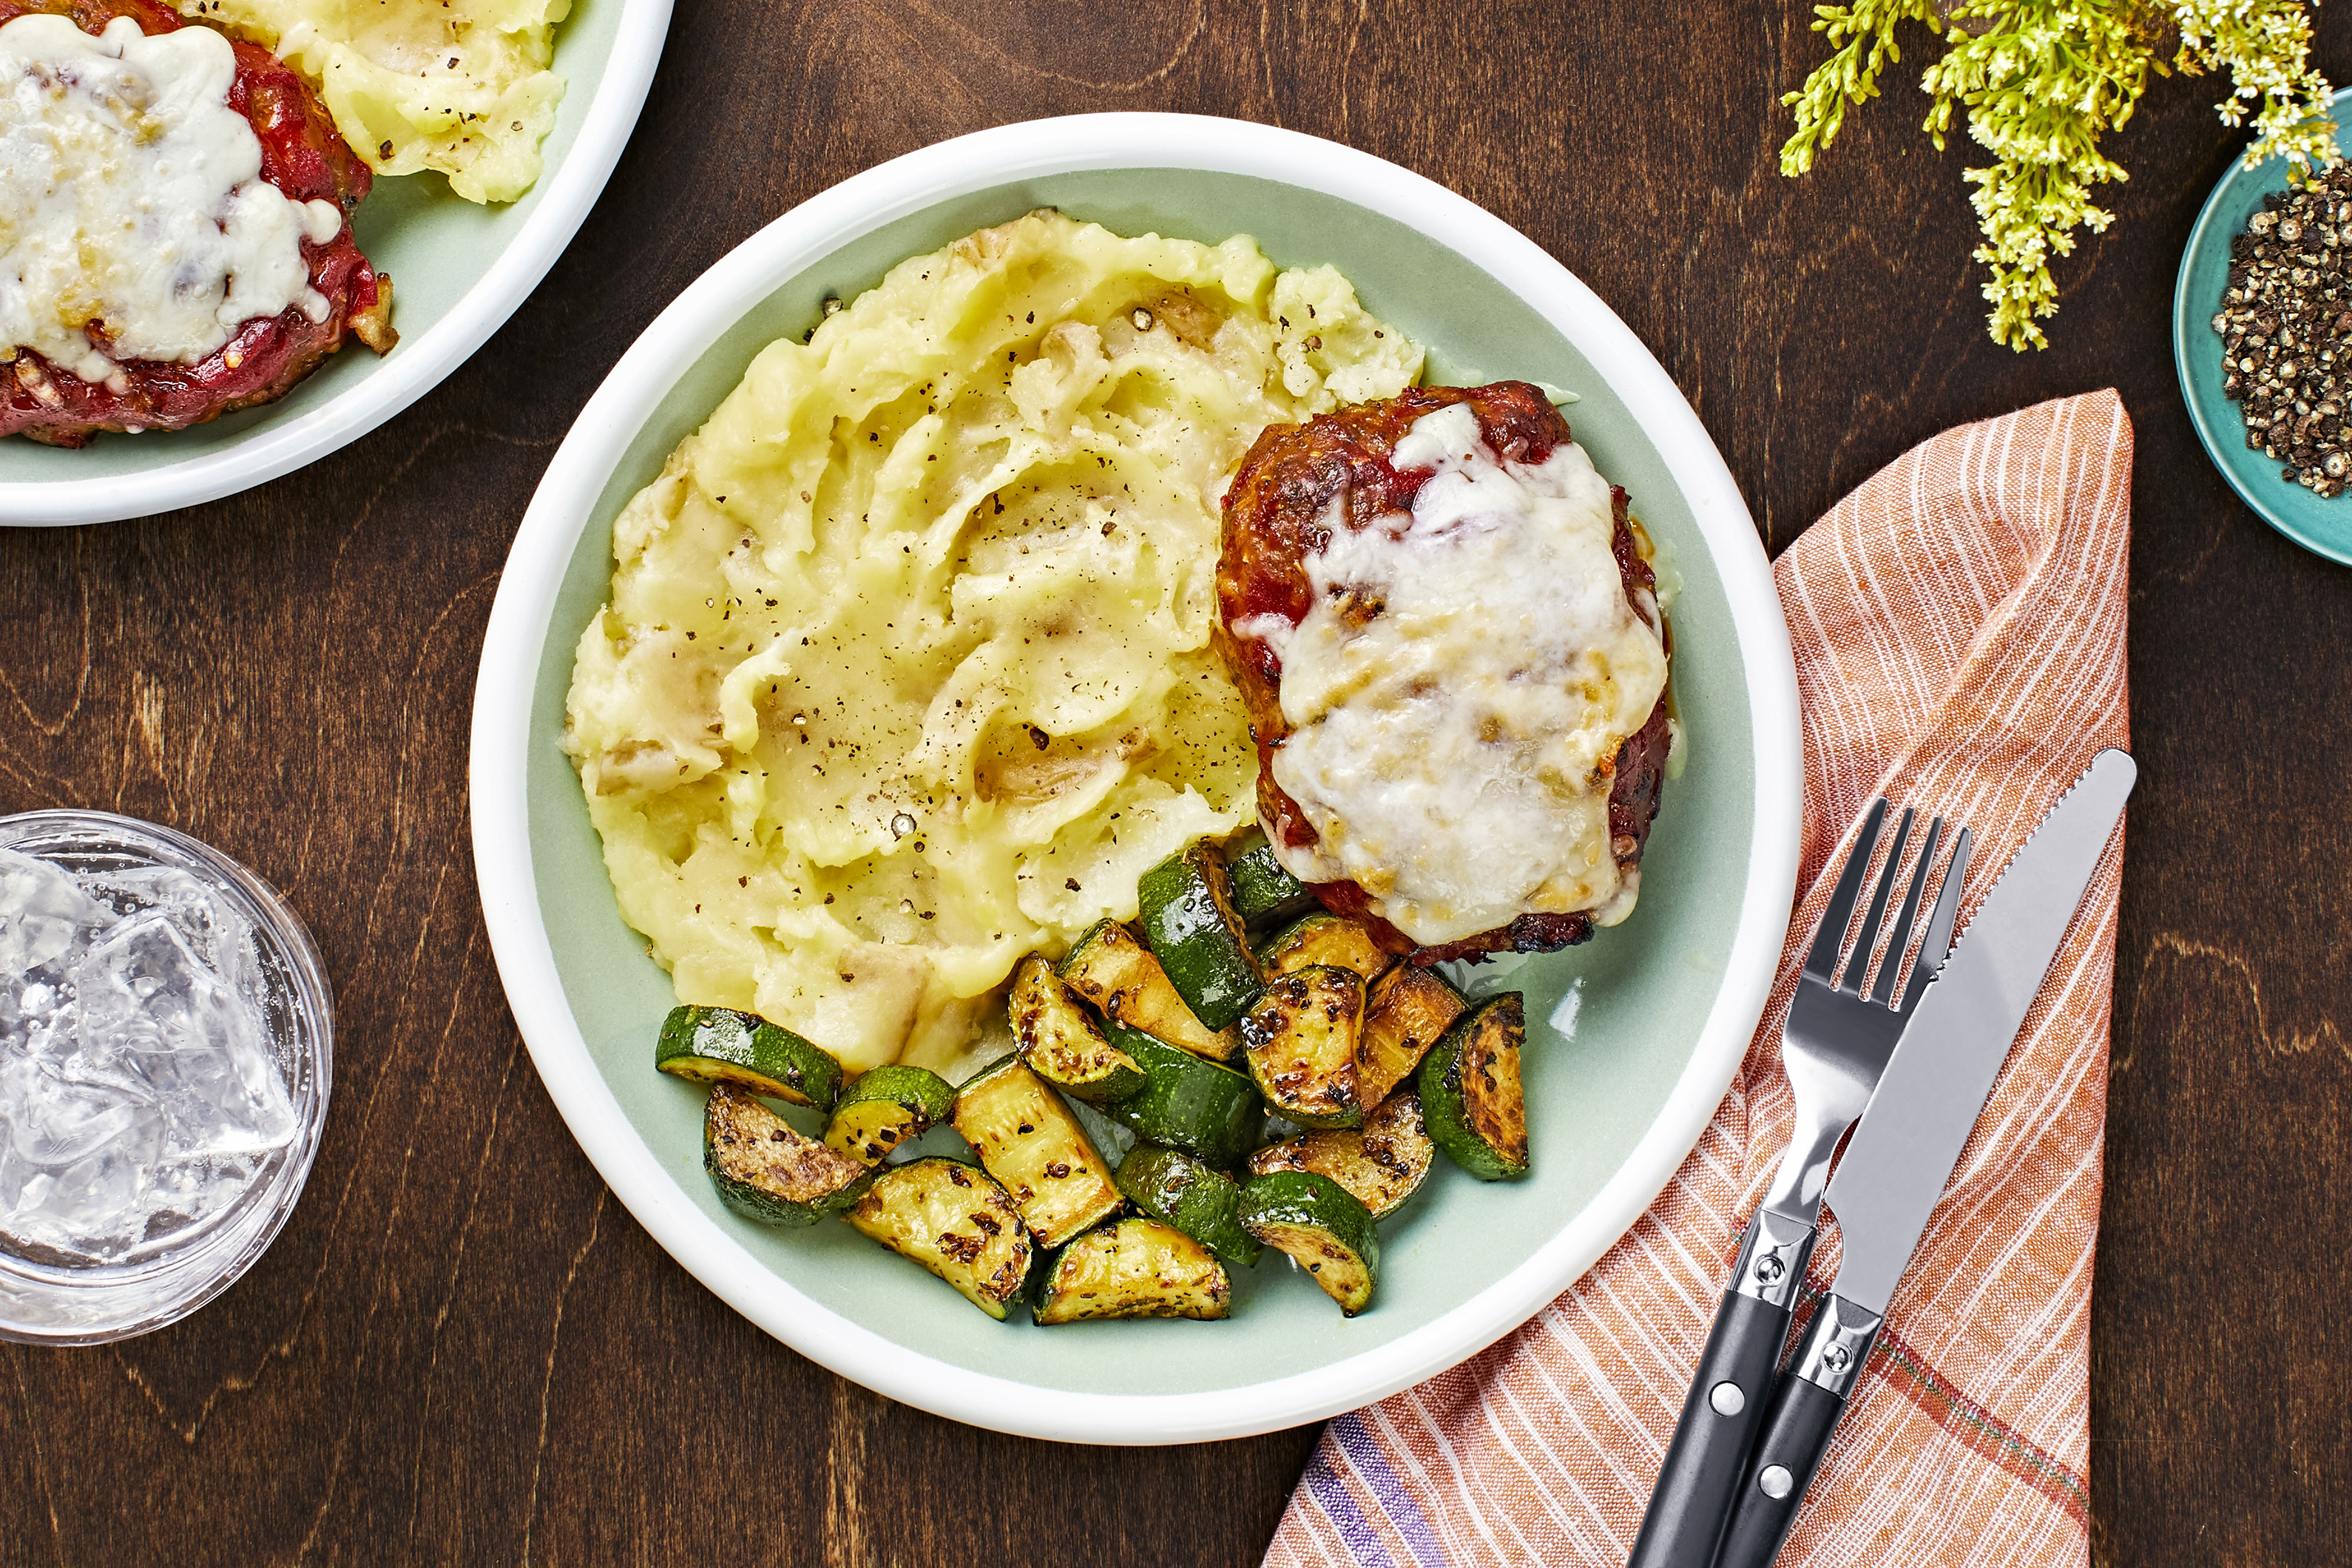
[
  {"x1": 0, "y1": 0, "x2": 392, "y2": 447},
  {"x1": 1214, "y1": 381, "x2": 1672, "y2": 964}
]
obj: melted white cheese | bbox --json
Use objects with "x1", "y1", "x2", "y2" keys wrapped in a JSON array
[
  {"x1": 1262, "y1": 401, "x2": 1669, "y2": 944},
  {"x1": 0, "y1": 15, "x2": 331, "y2": 382}
]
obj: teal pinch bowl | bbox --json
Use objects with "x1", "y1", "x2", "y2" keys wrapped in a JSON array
[
  {"x1": 2175, "y1": 84, "x2": 2352, "y2": 567},
  {"x1": 470, "y1": 114, "x2": 1803, "y2": 1444}
]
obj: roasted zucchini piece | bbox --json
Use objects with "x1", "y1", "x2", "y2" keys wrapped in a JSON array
[
  {"x1": 1239, "y1": 965, "x2": 1365, "y2": 1129},
  {"x1": 1033, "y1": 1217, "x2": 1231, "y2": 1324},
  {"x1": 950, "y1": 1056, "x2": 1125, "y2": 1247},
  {"x1": 844, "y1": 1158, "x2": 1035, "y2": 1319},
  {"x1": 1225, "y1": 828, "x2": 1317, "y2": 929},
  {"x1": 703, "y1": 1082, "x2": 876, "y2": 1226},
  {"x1": 656, "y1": 1004, "x2": 845, "y2": 1112},
  {"x1": 1059, "y1": 919, "x2": 1239, "y2": 1060},
  {"x1": 1115, "y1": 1143, "x2": 1263, "y2": 1268},
  {"x1": 1011, "y1": 953, "x2": 1144, "y2": 1106},
  {"x1": 823, "y1": 1065, "x2": 959, "y2": 1165},
  {"x1": 1247, "y1": 1092, "x2": 1434, "y2": 1219},
  {"x1": 1358, "y1": 965, "x2": 1466, "y2": 1109},
  {"x1": 1238, "y1": 1170, "x2": 1381, "y2": 1317},
  {"x1": 1104, "y1": 1022, "x2": 1267, "y2": 1169},
  {"x1": 1419, "y1": 993, "x2": 1530, "y2": 1180},
  {"x1": 1136, "y1": 842, "x2": 1263, "y2": 1031},
  {"x1": 1255, "y1": 913, "x2": 1392, "y2": 986}
]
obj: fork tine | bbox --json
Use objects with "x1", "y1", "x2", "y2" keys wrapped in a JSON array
[
  {"x1": 1802, "y1": 799, "x2": 1888, "y2": 983},
  {"x1": 1837, "y1": 806, "x2": 1913, "y2": 993},
  {"x1": 1899, "y1": 825, "x2": 1975, "y2": 1014},
  {"x1": 1867, "y1": 817, "x2": 1941, "y2": 1007}
]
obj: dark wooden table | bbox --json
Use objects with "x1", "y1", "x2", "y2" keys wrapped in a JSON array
[{"x1": 2, "y1": 4, "x2": 2344, "y2": 1564}]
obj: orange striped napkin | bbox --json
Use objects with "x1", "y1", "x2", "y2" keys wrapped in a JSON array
[{"x1": 1266, "y1": 391, "x2": 2133, "y2": 1568}]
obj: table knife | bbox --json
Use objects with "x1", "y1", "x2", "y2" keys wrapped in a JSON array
[{"x1": 1711, "y1": 747, "x2": 2137, "y2": 1568}]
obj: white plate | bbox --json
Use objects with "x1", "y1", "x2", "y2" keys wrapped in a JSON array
[
  {"x1": 0, "y1": 0, "x2": 673, "y2": 525},
  {"x1": 470, "y1": 113, "x2": 1802, "y2": 1444}
]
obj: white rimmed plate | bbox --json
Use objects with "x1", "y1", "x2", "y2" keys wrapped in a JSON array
[
  {"x1": 470, "y1": 112, "x2": 1802, "y2": 1445},
  {"x1": 0, "y1": 0, "x2": 672, "y2": 526}
]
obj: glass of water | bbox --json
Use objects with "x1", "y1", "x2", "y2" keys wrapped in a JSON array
[{"x1": 0, "y1": 810, "x2": 332, "y2": 1344}]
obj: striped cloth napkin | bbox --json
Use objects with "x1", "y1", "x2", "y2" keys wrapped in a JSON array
[{"x1": 1266, "y1": 390, "x2": 2133, "y2": 1568}]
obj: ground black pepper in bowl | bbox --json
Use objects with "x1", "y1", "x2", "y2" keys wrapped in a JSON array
[{"x1": 2214, "y1": 166, "x2": 2352, "y2": 498}]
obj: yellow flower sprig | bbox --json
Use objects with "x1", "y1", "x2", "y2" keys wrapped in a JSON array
[{"x1": 1782, "y1": 0, "x2": 2339, "y2": 350}]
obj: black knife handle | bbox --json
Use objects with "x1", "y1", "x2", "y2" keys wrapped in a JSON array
[
  {"x1": 1625, "y1": 1214, "x2": 1814, "y2": 1568},
  {"x1": 1712, "y1": 1295, "x2": 1885, "y2": 1568}
]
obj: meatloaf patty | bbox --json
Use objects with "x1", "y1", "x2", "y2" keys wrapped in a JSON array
[
  {"x1": 0, "y1": 0, "x2": 393, "y2": 447},
  {"x1": 1214, "y1": 380, "x2": 1671, "y2": 964}
]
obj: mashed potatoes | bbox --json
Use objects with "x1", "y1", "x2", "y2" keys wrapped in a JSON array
[
  {"x1": 180, "y1": 0, "x2": 567, "y2": 203},
  {"x1": 565, "y1": 210, "x2": 1421, "y2": 1074}
]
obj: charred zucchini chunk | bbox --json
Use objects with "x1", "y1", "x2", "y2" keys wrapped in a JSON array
[
  {"x1": 1226, "y1": 828, "x2": 1317, "y2": 930},
  {"x1": 823, "y1": 1065, "x2": 959, "y2": 1165},
  {"x1": 1358, "y1": 966, "x2": 1466, "y2": 1110},
  {"x1": 1240, "y1": 965, "x2": 1365, "y2": 1129},
  {"x1": 1115, "y1": 1143, "x2": 1263, "y2": 1268},
  {"x1": 1033, "y1": 1217, "x2": 1231, "y2": 1324},
  {"x1": 1059, "y1": 919, "x2": 1239, "y2": 1060},
  {"x1": 1137, "y1": 842, "x2": 1263, "y2": 1031},
  {"x1": 950, "y1": 1056, "x2": 1125, "y2": 1248},
  {"x1": 845, "y1": 1158, "x2": 1034, "y2": 1319},
  {"x1": 657, "y1": 1005, "x2": 845, "y2": 1112},
  {"x1": 704, "y1": 1082, "x2": 876, "y2": 1226},
  {"x1": 1419, "y1": 993, "x2": 1530, "y2": 1180},
  {"x1": 1011, "y1": 953, "x2": 1144, "y2": 1106},
  {"x1": 1238, "y1": 1171, "x2": 1381, "y2": 1317},
  {"x1": 1247, "y1": 1092, "x2": 1434, "y2": 1219},
  {"x1": 1255, "y1": 913, "x2": 1392, "y2": 986},
  {"x1": 1105, "y1": 1022, "x2": 1267, "y2": 1169}
]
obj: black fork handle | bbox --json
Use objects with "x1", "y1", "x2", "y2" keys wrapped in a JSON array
[{"x1": 1625, "y1": 1213, "x2": 1814, "y2": 1568}]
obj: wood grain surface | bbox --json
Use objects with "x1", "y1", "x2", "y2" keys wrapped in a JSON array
[{"x1": 1, "y1": 3, "x2": 2345, "y2": 1564}]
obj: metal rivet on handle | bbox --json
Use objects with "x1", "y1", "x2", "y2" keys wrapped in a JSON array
[
  {"x1": 1754, "y1": 1255, "x2": 1785, "y2": 1283},
  {"x1": 1758, "y1": 1465, "x2": 1794, "y2": 1500},
  {"x1": 1822, "y1": 1344, "x2": 1851, "y2": 1373},
  {"x1": 1709, "y1": 1382, "x2": 1746, "y2": 1416}
]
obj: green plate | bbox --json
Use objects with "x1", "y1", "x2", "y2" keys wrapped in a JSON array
[
  {"x1": 0, "y1": 0, "x2": 671, "y2": 525},
  {"x1": 471, "y1": 114, "x2": 1802, "y2": 1444},
  {"x1": 2175, "y1": 84, "x2": 2352, "y2": 567}
]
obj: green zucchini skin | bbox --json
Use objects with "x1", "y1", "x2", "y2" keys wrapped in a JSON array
[
  {"x1": 950, "y1": 1056, "x2": 1126, "y2": 1248},
  {"x1": 843, "y1": 1157, "x2": 1035, "y2": 1320},
  {"x1": 1033, "y1": 1217, "x2": 1231, "y2": 1323},
  {"x1": 1358, "y1": 965, "x2": 1466, "y2": 1110},
  {"x1": 1010, "y1": 953, "x2": 1145, "y2": 1105},
  {"x1": 823, "y1": 1064, "x2": 958, "y2": 1165},
  {"x1": 1115, "y1": 1143, "x2": 1263, "y2": 1268},
  {"x1": 1238, "y1": 1170, "x2": 1381, "y2": 1317},
  {"x1": 1419, "y1": 993, "x2": 1530, "y2": 1180},
  {"x1": 1059, "y1": 919, "x2": 1238, "y2": 1060},
  {"x1": 703, "y1": 1083, "x2": 876, "y2": 1226},
  {"x1": 1225, "y1": 829, "x2": 1317, "y2": 929},
  {"x1": 1239, "y1": 965, "x2": 1365, "y2": 1129},
  {"x1": 656, "y1": 1004, "x2": 845, "y2": 1112},
  {"x1": 1104, "y1": 1021, "x2": 1266, "y2": 1169},
  {"x1": 1136, "y1": 842, "x2": 1263, "y2": 1031},
  {"x1": 1255, "y1": 914, "x2": 1393, "y2": 987},
  {"x1": 1247, "y1": 1092, "x2": 1433, "y2": 1220}
]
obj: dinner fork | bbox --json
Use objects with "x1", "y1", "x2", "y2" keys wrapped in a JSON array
[{"x1": 1625, "y1": 798, "x2": 1973, "y2": 1568}]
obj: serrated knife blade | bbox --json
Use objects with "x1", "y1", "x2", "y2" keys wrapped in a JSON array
[
  {"x1": 1822, "y1": 745, "x2": 2135, "y2": 1313},
  {"x1": 1711, "y1": 747, "x2": 2137, "y2": 1568}
]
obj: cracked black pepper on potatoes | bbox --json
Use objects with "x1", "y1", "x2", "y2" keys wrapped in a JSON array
[{"x1": 2215, "y1": 166, "x2": 2352, "y2": 498}]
